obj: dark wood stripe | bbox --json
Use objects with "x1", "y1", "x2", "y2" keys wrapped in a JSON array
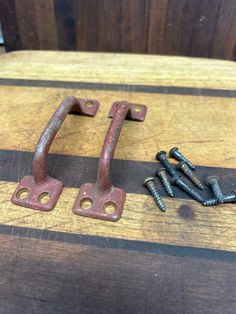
[
  {"x1": 0, "y1": 149, "x2": 235, "y2": 201},
  {"x1": 0, "y1": 1, "x2": 22, "y2": 52},
  {"x1": 0, "y1": 223, "x2": 235, "y2": 261},
  {"x1": 54, "y1": 0, "x2": 76, "y2": 50},
  {"x1": 1, "y1": 231, "x2": 235, "y2": 314},
  {"x1": 0, "y1": 78, "x2": 235, "y2": 98}
]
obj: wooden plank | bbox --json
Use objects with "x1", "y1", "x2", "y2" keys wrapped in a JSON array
[
  {"x1": 147, "y1": 0, "x2": 167, "y2": 54},
  {"x1": 0, "y1": 48, "x2": 235, "y2": 313},
  {"x1": 186, "y1": 0, "x2": 222, "y2": 58},
  {"x1": 212, "y1": 0, "x2": 236, "y2": 60},
  {"x1": 0, "y1": 85, "x2": 235, "y2": 168},
  {"x1": 1, "y1": 0, "x2": 236, "y2": 60},
  {"x1": 15, "y1": 0, "x2": 58, "y2": 50},
  {"x1": 148, "y1": 0, "x2": 222, "y2": 58},
  {"x1": 0, "y1": 0, "x2": 22, "y2": 51},
  {"x1": 0, "y1": 181, "x2": 235, "y2": 252},
  {"x1": 0, "y1": 52, "x2": 235, "y2": 253},
  {"x1": 74, "y1": 0, "x2": 100, "y2": 51},
  {"x1": 1, "y1": 51, "x2": 236, "y2": 90},
  {"x1": 75, "y1": 0, "x2": 122, "y2": 52},
  {"x1": 0, "y1": 150, "x2": 235, "y2": 200},
  {"x1": 54, "y1": 0, "x2": 76, "y2": 50},
  {"x1": 14, "y1": 0, "x2": 39, "y2": 49},
  {"x1": 120, "y1": 0, "x2": 149, "y2": 53},
  {"x1": 0, "y1": 233, "x2": 235, "y2": 314},
  {"x1": 33, "y1": 0, "x2": 58, "y2": 50},
  {"x1": 1, "y1": 78, "x2": 235, "y2": 98}
]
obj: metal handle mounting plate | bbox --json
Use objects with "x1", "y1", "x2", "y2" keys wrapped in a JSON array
[
  {"x1": 11, "y1": 96, "x2": 99, "y2": 211},
  {"x1": 72, "y1": 101, "x2": 147, "y2": 221}
]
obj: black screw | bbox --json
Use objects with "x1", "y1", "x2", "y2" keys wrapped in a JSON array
[
  {"x1": 144, "y1": 177, "x2": 166, "y2": 212},
  {"x1": 155, "y1": 167, "x2": 174, "y2": 197},
  {"x1": 205, "y1": 176, "x2": 224, "y2": 204},
  {"x1": 203, "y1": 198, "x2": 218, "y2": 206},
  {"x1": 169, "y1": 147, "x2": 195, "y2": 170},
  {"x1": 156, "y1": 151, "x2": 176, "y2": 177},
  {"x1": 177, "y1": 161, "x2": 204, "y2": 190},
  {"x1": 203, "y1": 190, "x2": 236, "y2": 206},
  {"x1": 172, "y1": 174, "x2": 205, "y2": 204}
]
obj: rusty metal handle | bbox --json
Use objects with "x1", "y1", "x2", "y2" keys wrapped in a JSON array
[
  {"x1": 11, "y1": 96, "x2": 99, "y2": 211},
  {"x1": 33, "y1": 96, "x2": 99, "y2": 183},
  {"x1": 73, "y1": 101, "x2": 147, "y2": 221}
]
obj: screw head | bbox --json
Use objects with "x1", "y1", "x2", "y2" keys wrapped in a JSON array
[
  {"x1": 169, "y1": 147, "x2": 179, "y2": 157},
  {"x1": 143, "y1": 177, "x2": 155, "y2": 187},
  {"x1": 155, "y1": 167, "x2": 166, "y2": 176},
  {"x1": 171, "y1": 174, "x2": 182, "y2": 185},
  {"x1": 176, "y1": 160, "x2": 186, "y2": 170},
  {"x1": 156, "y1": 150, "x2": 167, "y2": 161},
  {"x1": 205, "y1": 176, "x2": 217, "y2": 186}
]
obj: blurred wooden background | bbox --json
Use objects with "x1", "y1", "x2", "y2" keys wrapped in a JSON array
[{"x1": 1, "y1": 0, "x2": 236, "y2": 60}]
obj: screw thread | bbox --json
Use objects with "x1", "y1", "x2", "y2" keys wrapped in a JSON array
[
  {"x1": 204, "y1": 193, "x2": 236, "y2": 206},
  {"x1": 180, "y1": 163, "x2": 204, "y2": 190},
  {"x1": 160, "y1": 159, "x2": 176, "y2": 177},
  {"x1": 174, "y1": 151, "x2": 195, "y2": 170},
  {"x1": 159, "y1": 173, "x2": 174, "y2": 197},
  {"x1": 175, "y1": 178, "x2": 204, "y2": 203},
  {"x1": 224, "y1": 193, "x2": 236, "y2": 203},
  {"x1": 211, "y1": 182, "x2": 224, "y2": 204},
  {"x1": 203, "y1": 198, "x2": 218, "y2": 206},
  {"x1": 147, "y1": 182, "x2": 166, "y2": 212}
]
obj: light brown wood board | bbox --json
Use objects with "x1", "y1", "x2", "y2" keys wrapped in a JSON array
[
  {"x1": 0, "y1": 50, "x2": 236, "y2": 314},
  {"x1": 0, "y1": 51, "x2": 235, "y2": 254}
]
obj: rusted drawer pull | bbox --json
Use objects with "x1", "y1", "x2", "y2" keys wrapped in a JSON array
[
  {"x1": 11, "y1": 96, "x2": 99, "y2": 211},
  {"x1": 73, "y1": 101, "x2": 147, "y2": 221}
]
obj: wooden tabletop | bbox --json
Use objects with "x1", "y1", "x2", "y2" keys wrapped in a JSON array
[{"x1": 0, "y1": 51, "x2": 236, "y2": 313}]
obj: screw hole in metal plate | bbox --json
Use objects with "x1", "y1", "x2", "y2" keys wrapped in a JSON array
[
  {"x1": 16, "y1": 188, "x2": 29, "y2": 200},
  {"x1": 80, "y1": 198, "x2": 93, "y2": 210},
  {"x1": 85, "y1": 101, "x2": 94, "y2": 108},
  {"x1": 72, "y1": 101, "x2": 146, "y2": 222},
  {"x1": 104, "y1": 202, "x2": 116, "y2": 215},
  {"x1": 133, "y1": 104, "x2": 142, "y2": 112},
  {"x1": 38, "y1": 192, "x2": 51, "y2": 205}
]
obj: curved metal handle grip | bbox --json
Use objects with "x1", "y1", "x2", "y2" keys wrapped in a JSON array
[
  {"x1": 73, "y1": 101, "x2": 147, "y2": 221},
  {"x1": 11, "y1": 96, "x2": 99, "y2": 211}
]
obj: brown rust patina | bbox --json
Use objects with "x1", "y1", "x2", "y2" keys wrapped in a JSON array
[
  {"x1": 73, "y1": 101, "x2": 147, "y2": 222},
  {"x1": 11, "y1": 96, "x2": 99, "y2": 211}
]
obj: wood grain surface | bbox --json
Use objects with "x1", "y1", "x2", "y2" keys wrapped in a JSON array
[
  {"x1": 0, "y1": 233, "x2": 235, "y2": 314},
  {"x1": 1, "y1": 0, "x2": 236, "y2": 60},
  {"x1": 1, "y1": 51, "x2": 236, "y2": 89},
  {"x1": 0, "y1": 51, "x2": 235, "y2": 313}
]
